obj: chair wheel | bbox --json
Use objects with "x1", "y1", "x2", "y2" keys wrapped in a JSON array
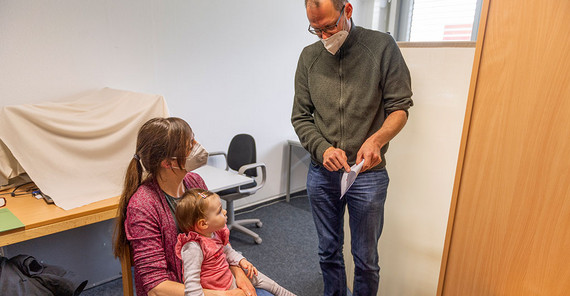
[
  {"x1": 254, "y1": 237, "x2": 262, "y2": 244},
  {"x1": 256, "y1": 221, "x2": 263, "y2": 228}
]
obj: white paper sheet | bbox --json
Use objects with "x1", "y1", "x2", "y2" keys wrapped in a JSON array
[{"x1": 340, "y1": 160, "x2": 365, "y2": 199}]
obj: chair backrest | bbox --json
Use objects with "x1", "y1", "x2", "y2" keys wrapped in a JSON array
[{"x1": 227, "y1": 134, "x2": 257, "y2": 177}]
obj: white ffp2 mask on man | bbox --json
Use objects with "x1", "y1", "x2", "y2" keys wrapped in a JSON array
[{"x1": 321, "y1": 30, "x2": 349, "y2": 55}]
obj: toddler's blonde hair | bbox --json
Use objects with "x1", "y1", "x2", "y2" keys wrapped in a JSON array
[{"x1": 175, "y1": 188, "x2": 218, "y2": 233}]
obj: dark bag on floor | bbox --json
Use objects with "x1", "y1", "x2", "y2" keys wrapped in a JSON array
[{"x1": 0, "y1": 254, "x2": 87, "y2": 296}]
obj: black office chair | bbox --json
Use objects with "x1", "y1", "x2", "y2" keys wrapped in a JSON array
[{"x1": 209, "y1": 134, "x2": 266, "y2": 244}]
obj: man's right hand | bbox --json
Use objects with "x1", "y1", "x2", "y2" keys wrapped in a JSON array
[{"x1": 323, "y1": 147, "x2": 351, "y2": 172}]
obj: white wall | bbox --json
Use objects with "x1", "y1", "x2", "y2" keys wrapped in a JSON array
[
  {"x1": 343, "y1": 46, "x2": 475, "y2": 295},
  {"x1": 0, "y1": 0, "x2": 315, "y2": 208}
]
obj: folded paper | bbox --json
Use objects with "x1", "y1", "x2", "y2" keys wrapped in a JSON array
[{"x1": 340, "y1": 160, "x2": 365, "y2": 199}]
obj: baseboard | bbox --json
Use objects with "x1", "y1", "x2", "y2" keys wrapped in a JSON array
[{"x1": 235, "y1": 188, "x2": 307, "y2": 213}]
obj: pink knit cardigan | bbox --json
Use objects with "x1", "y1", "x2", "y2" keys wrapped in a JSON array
[{"x1": 125, "y1": 172, "x2": 207, "y2": 295}]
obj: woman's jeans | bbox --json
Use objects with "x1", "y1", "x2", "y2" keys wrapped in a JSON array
[
  {"x1": 256, "y1": 289, "x2": 273, "y2": 296},
  {"x1": 307, "y1": 161, "x2": 389, "y2": 296}
]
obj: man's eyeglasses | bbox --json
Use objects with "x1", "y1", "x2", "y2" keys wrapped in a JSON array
[{"x1": 308, "y1": 6, "x2": 346, "y2": 35}]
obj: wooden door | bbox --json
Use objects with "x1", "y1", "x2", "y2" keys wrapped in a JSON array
[{"x1": 438, "y1": 0, "x2": 570, "y2": 295}]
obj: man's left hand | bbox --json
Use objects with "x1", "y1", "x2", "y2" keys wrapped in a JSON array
[{"x1": 356, "y1": 137, "x2": 383, "y2": 172}]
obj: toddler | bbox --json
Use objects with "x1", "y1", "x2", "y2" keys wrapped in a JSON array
[{"x1": 175, "y1": 188, "x2": 296, "y2": 296}]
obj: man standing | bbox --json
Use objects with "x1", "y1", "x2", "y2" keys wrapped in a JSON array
[{"x1": 291, "y1": 0, "x2": 413, "y2": 295}]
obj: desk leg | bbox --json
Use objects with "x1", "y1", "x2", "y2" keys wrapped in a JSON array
[{"x1": 286, "y1": 143, "x2": 292, "y2": 202}]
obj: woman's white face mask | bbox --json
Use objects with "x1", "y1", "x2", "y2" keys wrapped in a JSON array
[{"x1": 171, "y1": 142, "x2": 208, "y2": 172}]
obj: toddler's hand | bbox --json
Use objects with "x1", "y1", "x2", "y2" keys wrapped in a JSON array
[{"x1": 239, "y1": 259, "x2": 258, "y2": 279}]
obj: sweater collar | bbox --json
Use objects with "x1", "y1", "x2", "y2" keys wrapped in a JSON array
[{"x1": 340, "y1": 18, "x2": 359, "y2": 51}]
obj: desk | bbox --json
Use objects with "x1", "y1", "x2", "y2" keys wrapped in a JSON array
[
  {"x1": 193, "y1": 165, "x2": 253, "y2": 192},
  {"x1": 0, "y1": 166, "x2": 251, "y2": 247},
  {"x1": 285, "y1": 139, "x2": 307, "y2": 202},
  {"x1": 0, "y1": 189, "x2": 119, "y2": 247}
]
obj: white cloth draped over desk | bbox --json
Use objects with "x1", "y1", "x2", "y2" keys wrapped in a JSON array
[{"x1": 0, "y1": 88, "x2": 169, "y2": 210}]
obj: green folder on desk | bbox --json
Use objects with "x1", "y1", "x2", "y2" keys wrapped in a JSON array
[{"x1": 0, "y1": 208, "x2": 25, "y2": 232}]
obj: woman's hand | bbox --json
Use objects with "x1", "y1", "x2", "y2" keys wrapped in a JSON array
[
  {"x1": 147, "y1": 280, "x2": 184, "y2": 296},
  {"x1": 202, "y1": 288, "x2": 246, "y2": 296},
  {"x1": 226, "y1": 289, "x2": 247, "y2": 296},
  {"x1": 230, "y1": 265, "x2": 256, "y2": 296},
  {"x1": 238, "y1": 259, "x2": 259, "y2": 279}
]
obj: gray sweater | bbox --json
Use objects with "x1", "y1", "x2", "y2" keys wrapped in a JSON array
[{"x1": 291, "y1": 23, "x2": 413, "y2": 169}]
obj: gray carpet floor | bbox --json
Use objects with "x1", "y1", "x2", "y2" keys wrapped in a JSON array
[{"x1": 81, "y1": 192, "x2": 324, "y2": 296}]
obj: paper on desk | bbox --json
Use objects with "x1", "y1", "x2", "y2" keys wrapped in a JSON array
[
  {"x1": 340, "y1": 160, "x2": 365, "y2": 199},
  {"x1": 0, "y1": 208, "x2": 24, "y2": 233}
]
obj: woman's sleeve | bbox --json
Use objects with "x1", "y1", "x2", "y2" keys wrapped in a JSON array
[
  {"x1": 185, "y1": 172, "x2": 208, "y2": 190},
  {"x1": 126, "y1": 197, "x2": 171, "y2": 294},
  {"x1": 181, "y1": 242, "x2": 205, "y2": 296}
]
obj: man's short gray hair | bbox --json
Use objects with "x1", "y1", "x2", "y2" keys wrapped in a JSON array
[{"x1": 305, "y1": 0, "x2": 348, "y2": 11}]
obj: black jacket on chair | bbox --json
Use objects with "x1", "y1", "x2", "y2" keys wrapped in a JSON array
[{"x1": 0, "y1": 254, "x2": 87, "y2": 296}]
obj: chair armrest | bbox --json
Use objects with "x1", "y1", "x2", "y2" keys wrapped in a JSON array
[
  {"x1": 208, "y1": 151, "x2": 228, "y2": 170},
  {"x1": 237, "y1": 163, "x2": 266, "y2": 195}
]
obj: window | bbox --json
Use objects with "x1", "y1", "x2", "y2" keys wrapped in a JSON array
[
  {"x1": 356, "y1": 0, "x2": 482, "y2": 42},
  {"x1": 409, "y1": 0, "x2": 479, "y2": 41}
]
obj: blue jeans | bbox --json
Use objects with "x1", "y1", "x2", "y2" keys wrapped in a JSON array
[
  {"x1": 307, "y1": 161, "x2": 389, "y2": 296},
  {"x1": 256, "y1": 289, "x2": 273, "y2": 296}
]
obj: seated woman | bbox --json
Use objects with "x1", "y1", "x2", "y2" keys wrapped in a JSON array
[{"x1": 113, "y1": 117, "x2": 271, "y2": 296}]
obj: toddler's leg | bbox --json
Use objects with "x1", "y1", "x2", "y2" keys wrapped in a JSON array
[{"x1": 249, "y1": 271, "x2": 296, "y2": 296}]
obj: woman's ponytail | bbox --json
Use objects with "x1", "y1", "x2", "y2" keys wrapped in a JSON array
[{"x1": 113, "y1": 157, "x2": 142, "y2": 258}]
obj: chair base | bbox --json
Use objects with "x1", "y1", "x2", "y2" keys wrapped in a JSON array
[{"x1": 228, "y1": 219, "x2": 263, "y2": 244}]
